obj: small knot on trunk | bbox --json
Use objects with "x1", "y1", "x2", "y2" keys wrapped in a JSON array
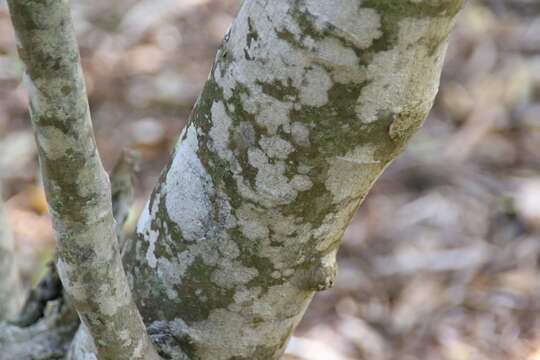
[{"x1": 294, "y1": 250, "x2": 338, "y2": 291}]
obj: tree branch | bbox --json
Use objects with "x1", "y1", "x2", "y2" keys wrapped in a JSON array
[{"x1": 6, "y1": 1, "x2": 158, "y2": 358}]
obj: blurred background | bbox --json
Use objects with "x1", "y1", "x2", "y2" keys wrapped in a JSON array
[{"x1": 1, "y1": 0, "x2": 540, "y2": 359}]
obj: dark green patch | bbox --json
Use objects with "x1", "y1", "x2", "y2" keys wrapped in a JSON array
[
  {"x1": 362, "y1": 0, "x2": 464, "y2": 18},
  {"x1": 362, "y1": 0, "x2": 464, "y2": 53},
  {"x1": 246, "y1": 16, "x2": 259, "y2": 49},
  {"x1": 257, "y1": 78, "x2": 299, "y2": 102}
]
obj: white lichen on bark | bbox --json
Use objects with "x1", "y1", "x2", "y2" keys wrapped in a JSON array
[
  {"x1": 0, "y1": 0, "x2": 465, "y2": 358},
  {"x1": 121, "y1": 0, "x2": 465, "y2": 359}
]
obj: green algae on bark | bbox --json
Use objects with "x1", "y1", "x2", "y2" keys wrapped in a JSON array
[
  {"x1": 7, "y1": 0, "x2": 158, "y2": 359},
  {"x1": 123, "y1": 0, "x2": 465, "y2": 359}
]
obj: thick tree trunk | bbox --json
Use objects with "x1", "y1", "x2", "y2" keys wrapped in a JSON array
[
  {"x1": 3, "y1": 0, "x2": 465, "y2": 358},
  {"x1": 117, "y1": 1, "x2": 465, "y2": 359}
]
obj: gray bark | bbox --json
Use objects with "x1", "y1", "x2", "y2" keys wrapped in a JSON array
[
  {"x1": 0, "y1": 149, "x2": 142, "y2": 359},
  {"x1": 2, "y1": 0, "x2": 465, "y2": 359},
  {"x1": 6, "y1": 1, "x2": 158, "y2": 359},
  {"x1": 121, "y1": 0, "x2": 465, "y2": 359}
]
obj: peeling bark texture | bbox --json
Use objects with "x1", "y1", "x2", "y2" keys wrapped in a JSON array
[
  {"x1": 0, "y1": 189, "x2": 23, "y2": 321},
  {"x1": 7, "y1": 1, "x2": 158, "y2": 359},
  {"x1": 120, "y1": 0, "x2": 465, "y2": 359}
]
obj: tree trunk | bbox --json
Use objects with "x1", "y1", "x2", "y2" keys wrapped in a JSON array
[
  {"x1": 6, "y1": 0, "x2": 157, "y2": 358},
  {"x1": 118, "y1": 0, "x2": 465, "y2": 359},
  {"x1": 3, "y1": 0, "x2": 465, "y2": 358}
]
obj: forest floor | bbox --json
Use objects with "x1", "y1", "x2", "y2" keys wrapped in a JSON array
[{"x1": 1, "y1": 0, "x2": 540, "y2": 359}]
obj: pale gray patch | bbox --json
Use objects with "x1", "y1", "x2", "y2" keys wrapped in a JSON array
[
  {"x1": 164, "y1": 126, "x2": 215, "y2": 241},
  {"x1": 299, "y1": 66, "x2": 333, "y2": 107},
  {"x1": 356, "y1": 17, "x2": 453, "y2": 124},
  {"x1": 290, "y1": 175, "x2": 313, "y2": 192},
  {"x1": 326, "y1": 144, "x2": 381, "y2": 203},
  {"x1": 35, "y1": 126, "x2": 79, "y2": 161},
  {"x1": 211, "y1": 260, "x2": 258, "y2": 289},
  {"x1": 290, "y1": 122, "x2": 310, "y2": 147},
  {"x1": 209, "y1": 101, "x2": 233, "y2": 161},
  {"x1": 303, "y1": 0, "x2": 382, "y2": 49},
  {"x1": 248, "y1": 148, "x2": 297, "y2": 205},
  {"x1": 259, "y1": 136, "x2": 294, "y2": 159}
]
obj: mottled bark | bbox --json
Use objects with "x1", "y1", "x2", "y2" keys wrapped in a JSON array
[
  {"x1": 6, "y1": 1, "x2": 157, "y2": 359},
  {"x1": 3, "y1": 0, "x2": 465, "y2": 358},
  {"x1": 0, "y1": 149, "x2": 144, "y2": 359},
  {"x1": 0, "y1": 189, "x2": 23, "y2": 321},
  {"x1": 120, "y1": 0, "x2": 465, "y2": 359}
]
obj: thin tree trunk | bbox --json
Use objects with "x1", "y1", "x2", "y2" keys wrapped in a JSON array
[
  {"x1": 6, "y1": 1, "x2": 158, "y2": 359},
  {"x1": 117, "y1": 1, "x2": 466, "y2": 359},
  {"x1": 0, "y1": 149, "x2": 142, "y2": 359}
]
